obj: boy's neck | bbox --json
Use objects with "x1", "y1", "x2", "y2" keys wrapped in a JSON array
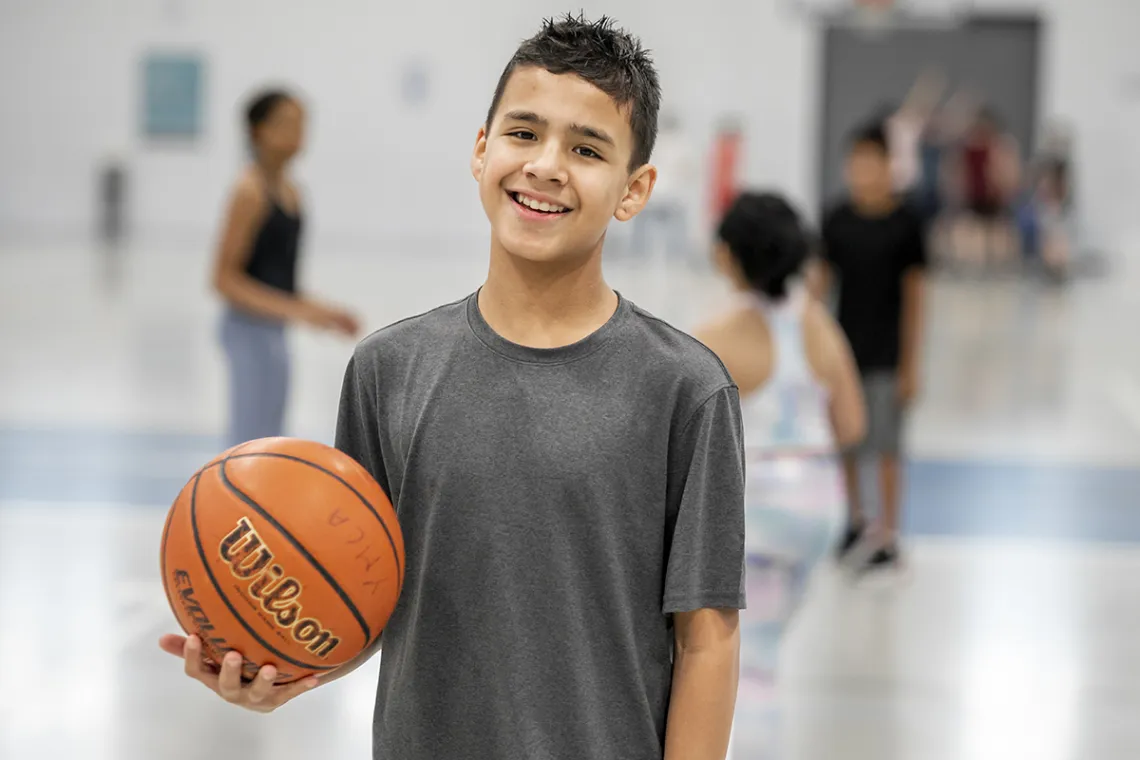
[
  {"x1": 852, "y1": 192, "x2": 899, "y2": 217},
  {"x1": 478, "y1": 240, "x2": 617, "y2": 350}
]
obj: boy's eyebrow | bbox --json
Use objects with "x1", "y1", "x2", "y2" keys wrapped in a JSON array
[
  {"x1": 502, "y1": 110, "x2": 615, "y2": 147},
  {"x1": 570, "y1": 123, "x2": 615, "y2": 147},
  {"x1": 503, "y1": 109, "x2": 546, "y2": 126}
]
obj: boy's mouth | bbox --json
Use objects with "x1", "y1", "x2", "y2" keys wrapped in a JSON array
[{"x1": 509, "y1": 191, "x2": 571, "y2": 215}]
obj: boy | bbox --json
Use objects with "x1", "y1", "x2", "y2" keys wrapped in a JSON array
[
  {"x1": 160, "y1": 14, "x2": 746, "y2": 760},
  {"x1": 813, "y1": 123, "x2": 927, "y2": 572}
]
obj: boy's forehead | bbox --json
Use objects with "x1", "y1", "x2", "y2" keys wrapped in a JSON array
[
  {"x1": 497, "y1": 67, "x2": 632, "y2": 143},
  {"x1": 851, "y1": 143, "x2": 886, "y2": 159}
]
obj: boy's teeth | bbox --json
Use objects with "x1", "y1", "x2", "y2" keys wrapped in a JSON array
[{"x1": 515, "y1": 193, "x2": 565, "y2": 213}]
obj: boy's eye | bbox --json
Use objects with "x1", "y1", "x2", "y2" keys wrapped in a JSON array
[
  {"x1": 575, "y1": 147, "x2": 602, "y2": 160},
  {"x1": 507, "y1": 130, "x2": 536, "y2": 140}
]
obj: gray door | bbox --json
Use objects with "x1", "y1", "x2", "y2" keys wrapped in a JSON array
[{"x1": 818, "y1": 15, "x2": 1041, "y2": 213}]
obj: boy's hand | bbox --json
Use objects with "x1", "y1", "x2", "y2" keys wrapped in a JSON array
[
  {"x1": 159, "y1": 634, "x2": 321, "y2": 713},
  {"x1": 897, "y1": 364, "x2": 920, "y2": 405}
]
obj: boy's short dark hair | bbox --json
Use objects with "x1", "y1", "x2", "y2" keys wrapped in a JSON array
[
  {"x1": 485, "y1": 13, "x2": 661, "y2": 170},
  {"x1": 847, "y1": 122, "x2": 890, "y2": 157}
]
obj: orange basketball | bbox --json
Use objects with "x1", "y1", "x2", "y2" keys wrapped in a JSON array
[{"x1": 160, "y1": 437, "x2": 404, "y2": 684}]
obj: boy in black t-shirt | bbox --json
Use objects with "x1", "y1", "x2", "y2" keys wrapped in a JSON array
[{"x1": 813, "y1": 123, "x2": 927, "y2": 572}]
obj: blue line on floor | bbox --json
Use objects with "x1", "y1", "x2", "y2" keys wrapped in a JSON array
[{"x1": 2, "y1": 425, "x2": 1139, "y2": 543}]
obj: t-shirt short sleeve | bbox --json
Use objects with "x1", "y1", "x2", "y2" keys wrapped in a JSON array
[
  {"x1": 662, "y1": 384, "x2": 747, "y2": 614},
  {"x1": 334, "y1": 349, "x2": 392, "y2": 501},
  {"x1": 901, "y1": 209, "x2": 928, "y2": 272}
]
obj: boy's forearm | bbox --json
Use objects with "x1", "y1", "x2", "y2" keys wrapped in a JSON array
[
  {"x1": 899, "y1": 270, "x2": 926, "y2": 370},
  {"x1": 663, "y1": 633, "x2": 740, "y2": 760}
]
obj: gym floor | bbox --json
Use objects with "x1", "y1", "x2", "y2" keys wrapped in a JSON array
[{"x1": 2, "y1": 240, "x2": 1139, "y2": 759}]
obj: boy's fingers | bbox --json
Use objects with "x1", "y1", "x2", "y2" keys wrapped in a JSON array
[
  {"x1": 183, "y1": 636, "x2": 220, "y2": 691},
  {"x1": 158, "y1": 633, "x2": 187, "y2": 658},
  {"x1": 217, "y1": 652, "x2": 246, "y2": 702},
  {"x1": 246, "y1": 665, "x2": 278, "y2": 705}
]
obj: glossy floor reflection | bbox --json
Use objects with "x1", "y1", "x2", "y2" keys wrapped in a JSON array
[{"x1": 2, "y1": 240, "x2": 1139, "y2": 759}]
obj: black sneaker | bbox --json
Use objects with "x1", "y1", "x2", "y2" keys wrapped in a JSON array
[
  {"x1": 861, "y1": 544, "x2": 901, "y2": 572},
  {"x1": 835, "y1": 523, "x2": 865, "y2": 560}
]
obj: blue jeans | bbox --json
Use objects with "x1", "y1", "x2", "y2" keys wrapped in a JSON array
[{"x1": 219, "y1": 308, "x2": 290, "y2": 448}]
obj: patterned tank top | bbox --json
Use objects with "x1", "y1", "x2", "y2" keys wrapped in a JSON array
[{"x1": 737, "y1": 282, "x2": 835, "y2": 458}]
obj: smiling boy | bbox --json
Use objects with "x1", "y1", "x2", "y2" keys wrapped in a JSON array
[{"x1": 162, "y1": 14, "x2": 745, "y2": 760}]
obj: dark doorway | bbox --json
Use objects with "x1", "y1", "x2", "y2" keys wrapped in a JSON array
[{"x1": 818, "y1": 15, "x2": 1041, "y2": 212}]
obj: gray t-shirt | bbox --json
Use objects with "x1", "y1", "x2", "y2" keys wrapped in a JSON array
[{"x1": 335, "y1": 291, "x2": 746, "y2": 760}]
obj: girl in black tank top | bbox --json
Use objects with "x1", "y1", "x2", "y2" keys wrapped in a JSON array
[
  {"x1": 244, "y1": 188, "x2": 302, "y2": 295},
  {"x1": 211, "y1": 88, "x2": 360, "y2": 447}
]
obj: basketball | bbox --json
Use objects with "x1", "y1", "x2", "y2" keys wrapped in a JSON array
[{"x1": 160, "y1": 437, "x2": 405, "y2": 684}]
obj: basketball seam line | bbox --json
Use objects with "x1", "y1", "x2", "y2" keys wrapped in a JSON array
[
  {"x1": 220, "y1": 450, "x2": 404, "y2": 590},
  {"x1": 189, "y1": 470, "x2": 336, "y2": 672},
  {"x1": 219, "y1": 455, "x2": 374, "y2": 644},
  {"x1": 159, "y1": 488, "x2": 178, "y2": 609},
  {"x1": 169, "y1": 443, "x2": 248, "y2": 602}
]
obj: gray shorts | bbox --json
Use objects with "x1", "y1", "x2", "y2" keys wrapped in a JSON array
[{"x1": 853, "y1": 371, "x2": 904, "y2": 457}]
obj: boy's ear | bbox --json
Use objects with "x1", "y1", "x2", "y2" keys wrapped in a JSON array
[
  {"x1": 615, "y1": 164, "x2": 657, "y2": 222},
  {"x1": 470, "y1": 125, "x2": 489, "y2": 182}
]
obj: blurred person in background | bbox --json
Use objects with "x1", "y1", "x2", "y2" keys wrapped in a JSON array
[
  {"x1": 212, "y1": 89, "x2": 360, "y2": 448},
  {"x1": 695, "y1": 191, "x2": 865, "y2": 757},
  {"x1": 912, "y1": 88, "x2": 982, "y2": 264},
  {"x1": 812, "y1": 123, "x2": 927, "y2": 574},
  {"x1": 950, "y1": 107, "x2": 1022, "y2": 268},
  {"x1": 1016, "y1": 120, "x2": 1077, "y2": 281},
  {"x1": 709, "y1": 116, "x2": 744, "y2": 227},
  {"x1": 882, "y1": 68, "x2": 948, "y2": 202}
]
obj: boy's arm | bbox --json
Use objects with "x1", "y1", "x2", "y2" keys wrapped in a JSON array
[
  {"x1": 664, "y1": 608, "x2": 741, "y2": 760},
  {"x1": 897, "y1": 217, "x2": 928, "y2": 404},
  {"x1": 898, "y1": 268, "x2": 925, "y2": 404},
  {"x1": 661, "y1": 385, "x2": 746, "y2": 760},
  {"x1": 335, "y1": 348, "x2": 392, "y2": 498},
  {"x1": 313, "y1": 346, "x2": 395, "y2": 685}
]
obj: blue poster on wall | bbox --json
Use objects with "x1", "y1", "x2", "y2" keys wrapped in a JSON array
[{"x1": 142, "y1": 53, "x2": 204, "y2": 139}]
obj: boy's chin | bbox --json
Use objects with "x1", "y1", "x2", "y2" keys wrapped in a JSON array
[
  {"x1": 501, "y1": 244, "x2": 575, "y2": 264},
  {"x1": 495, "y1": 232, "x2": 597, "y2": 265}
]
